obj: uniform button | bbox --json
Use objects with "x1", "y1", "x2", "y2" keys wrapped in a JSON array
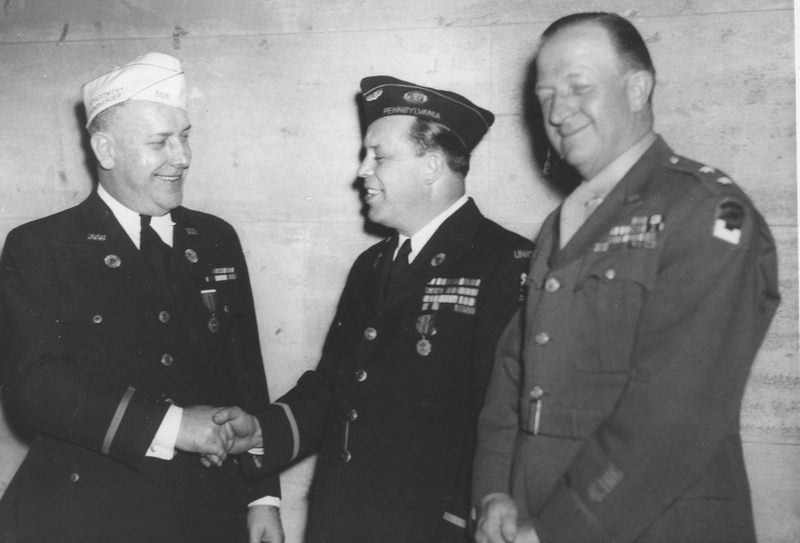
[
  {"x1": 70, "y1": 473, "x2": 80, "y2": 483},
  {"x1": 92, "y1": 315, "x2": 103, "y2": 324},
  {"x1": 544, "y1": 278, "x2": 561, "y2": 293},
  {"x1": 604, "y1": 269, "x2": 616, "y2": 280},
  {"x1": 534, "y1": 332, "x2": 550, "y2": 345},
  {"x1": 161, "y1": 354, "x2": 174, "y2": 366},
  {"x1": 345, "y1": 409, "x2": 358, "y2": 422},
  {"x1": 158, "y1": 311, "x2": 170, "y2": 323},
  {"x1": 669, "y1": 156, "x2": 680, "y2": 164},
  {"x1": 165, "y1": 398, "x2": 174, "y2": 405},
  {"x1": 364, "y1": 327, "x2": 377, "y2": 340},
  {"x1": 355, "y1": 370, "x2": 367, "y2": 382},
  {"x1": 530, "y1": 386, "x2": 544, "y2": 400},
  {"x1": 223, "y1": 305, "x2": 230, "y2": 314},
  {"x1": 341, "y1": 451, "x2": 352, "y2": 463}
]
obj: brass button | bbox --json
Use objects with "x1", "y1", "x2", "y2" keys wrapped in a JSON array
[
  {"x1": 341, "y1": 451, "x2": 352, "y2": 463},
  {"x1": 534, "y1": 332, "x2": 550, "y2": 345},
  {"x1": 345, "y1": 409, "x2": 358, "y2": 422},
  {"x1": 161, "y1": 354, "x2": 173, "y2": 366},
  {"x1": 544, "y1": 278, "x2": 560, "y2": 293},
  {"x1": 364, "y1": 327, "x2": 377, "y2": 340},
  {"x1": 669, "y1": 156, "x2": 679, "y2": 165},
  {"x1": 355, "y1": 370, "x2": 367, "y2": 382},
  {"x1": 165, "y1": 398, "x2": 174, "y2": 405},
  {"x1": 70, "y1": 473, "x2": 80, "y2": 483},
  {"x1": 604, "y1": 269, "x2": 616, "y2": 280},
  {"x1": 530, "y1": 386, "x2": 544, "y2": 400},
  {"x1": 92, "y1": 315, "x2": 103, "y2": 324},
  {"x1": 158, "y1": 311, "x2": 170, "y2": 323}
]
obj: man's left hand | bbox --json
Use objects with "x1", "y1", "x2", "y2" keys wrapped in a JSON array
[{"x1": 247, "y1": 505, "x2": 284, "y2": 543}]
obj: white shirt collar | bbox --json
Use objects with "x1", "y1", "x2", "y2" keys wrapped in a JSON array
[
  {"x1": 580, "y1": 131, "x2": 658, "y2": 200},
  {"x1": 395, "y1": 195, "x2": 469, "y2": 263},
  {"x1": 97, "y1": 183, "x2": 175, "y2": 248}
]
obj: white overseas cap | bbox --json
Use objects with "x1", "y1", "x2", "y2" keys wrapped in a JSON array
[{"x1": 82, "y1": 52, "x2": 188, "y2": 126}]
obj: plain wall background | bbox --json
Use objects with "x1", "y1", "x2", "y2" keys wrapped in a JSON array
[{"x1": 0, "y1": 1, "x2": 796, "y2": 541}]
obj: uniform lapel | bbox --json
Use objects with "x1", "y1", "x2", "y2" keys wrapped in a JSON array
[
  {"x1": 552, "y1": 137, "x2": 672, "y2": 268},
  {"x1": 168, "y1": 207, "x2": 206, "y2": 303},
  {"x1": 74, "y1": 191, "x2": 163, "y2": 305},
  {"x1": 377, "y1": 199, "x2": 482, "y2": 315}
]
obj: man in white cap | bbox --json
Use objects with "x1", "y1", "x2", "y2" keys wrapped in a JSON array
[{"x1": 0, "y1": 53, "x2": 283, "y2": 542}]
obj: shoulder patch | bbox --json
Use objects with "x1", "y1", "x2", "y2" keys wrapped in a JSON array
[{"x1": 713, "y1": 199, "x2": 745, "y2": 245}]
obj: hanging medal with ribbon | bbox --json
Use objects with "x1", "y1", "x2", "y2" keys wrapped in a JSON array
[
  {"x1": 201, "y1": 288, "x2": 220, "y2": 333},
  {"x1": 415, "y1": 314, "x2": 436, "y2": 356}
]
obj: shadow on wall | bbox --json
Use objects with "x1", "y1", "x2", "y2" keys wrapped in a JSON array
[
  {"x1": 522, "y1": 56, "x2": 582, "y2": 198},
  {"x1": 75, "y1": 101, "x2": 101, "y2": 188}
]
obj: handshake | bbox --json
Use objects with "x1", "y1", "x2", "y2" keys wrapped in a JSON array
[{"x1": 175, "y1": 405, "x2": 264, "y2": 467}]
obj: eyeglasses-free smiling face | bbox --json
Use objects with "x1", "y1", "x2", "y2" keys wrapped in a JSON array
[
  {"x1": 357, "y1": 115, "x2": 432, "y2": 236},
  {"x1": 100, "y1": 100, "x2": 192, "y2": 216},
  {"x1": 535, "y1": 23, "x2": 644, "y2": 181}
]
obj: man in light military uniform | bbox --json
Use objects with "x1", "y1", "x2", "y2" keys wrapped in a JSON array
[
  {"x1": 213, "y1": 76, "x2": 534, "y2": 543},
  {"x1": 473, "y1": 13, "x2": 780, "y2": 543},
  {"x1": 0, "y1": 53, "x2": 283, "y2": 542}
]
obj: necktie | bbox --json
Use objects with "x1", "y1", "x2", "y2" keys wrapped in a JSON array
[
  {"x1": 559, "y1": 186, "x2": 605, "y2": 248},
  {"x1": 386, "y1": 238, "x2": 412, "y2": 294},
  {"x1": 140, "y1": 214, "x2": 171, "y2": 285}
]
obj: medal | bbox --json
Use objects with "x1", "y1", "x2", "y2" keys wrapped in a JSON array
[
  {"x1": 416, "y1": 338, "x2": 431, "y2": 356},
  {"x1": 208, "y1": 317, "x2": 220, "y2": 333},
  {"x1": 201, "y1": 289, "x2": 218, "y2": 312},
  {"x1": 415, "y1": 314, "x2": 436, "y2": 356}
]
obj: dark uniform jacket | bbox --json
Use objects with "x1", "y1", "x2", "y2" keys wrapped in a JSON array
[
  {"x1": 473, "y1": 138, "x2": 780, "y2": 543},
  {"x1": 0, "y1": 190, "x2": 278, "y2": 543},
  {"x1": 241, "y1": 199, "x2": 533, "y2": 543}
]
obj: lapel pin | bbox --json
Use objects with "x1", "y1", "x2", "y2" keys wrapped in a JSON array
[
  {"x1": 185, "y1": 249, "x2": 199, "y2": 263},
  {"x1": 431, "y1": 253, "x2": 446, "y2": 267},
  {"x1": 104, "y1": 254, "x2": 121, "y2": 268}
]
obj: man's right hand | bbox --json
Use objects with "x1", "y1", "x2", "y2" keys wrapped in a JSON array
[
  {"x1": 212, "y1": 406, "x2": 263, "y2": 454},
  {"x1": 176, "y1": 405, "x2": 233, "y2": 465},
  {"x1": 474, "y1": 493, "x2": 519, "y2": 543}
]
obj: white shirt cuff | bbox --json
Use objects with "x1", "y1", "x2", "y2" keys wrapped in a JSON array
[
  {"x1": 146, "y1": 404, "x2": 183, "y2": 460},
  {"x1": 248, "y1": 496, "x2": 281, "y2": 508},
  {"x1": 248, "y1": 447, "x2": 265, "y2": 455}
]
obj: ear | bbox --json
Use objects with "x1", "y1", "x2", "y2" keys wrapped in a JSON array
[
  {"x1": 626, "y1": 70, "x2": 654, "y2": 113},
  {"x1": 421, "y1": 150, "x2": 446, "y2": 186},
  {"x1": 90, "y1": 131, "x2": 116, "y2": 171}
]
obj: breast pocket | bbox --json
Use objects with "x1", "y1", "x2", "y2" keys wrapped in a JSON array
[{"x1": 573, "y1": 249, "x2": 658, "y2": 373}]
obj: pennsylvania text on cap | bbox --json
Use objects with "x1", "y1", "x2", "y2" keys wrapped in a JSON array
[
  {"x1": 360, "y1": 75, "x2": 495, "y2": 152},
  {"x1": 82, "y1": 52, "x2": 188, "y2": 127}
]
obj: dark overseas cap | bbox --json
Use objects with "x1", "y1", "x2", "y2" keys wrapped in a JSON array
[{"x1": 360, "y1": 75, "x2": 495, "y2": 152}]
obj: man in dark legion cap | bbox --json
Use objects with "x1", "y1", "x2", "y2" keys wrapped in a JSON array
[{"x1": 213, "y1": 76, "x2": 535, "y2": 542}]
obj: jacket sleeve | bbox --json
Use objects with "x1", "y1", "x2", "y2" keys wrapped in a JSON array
[
  {"x1": 240, "y1": 255, "x2": 366, "y2": 478},
  {"x1": 225, "y1": 227, "x2": 281, "y2": 502},
  {"x1": 0, "y1": 226, "x2": 170, "y2": 470},
  {"x1": 439, "y1": 237, "x2": 534, "y2": 542},
  {"x1": 533, "y1": 192, "x2": 780, "y2": 542}
]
